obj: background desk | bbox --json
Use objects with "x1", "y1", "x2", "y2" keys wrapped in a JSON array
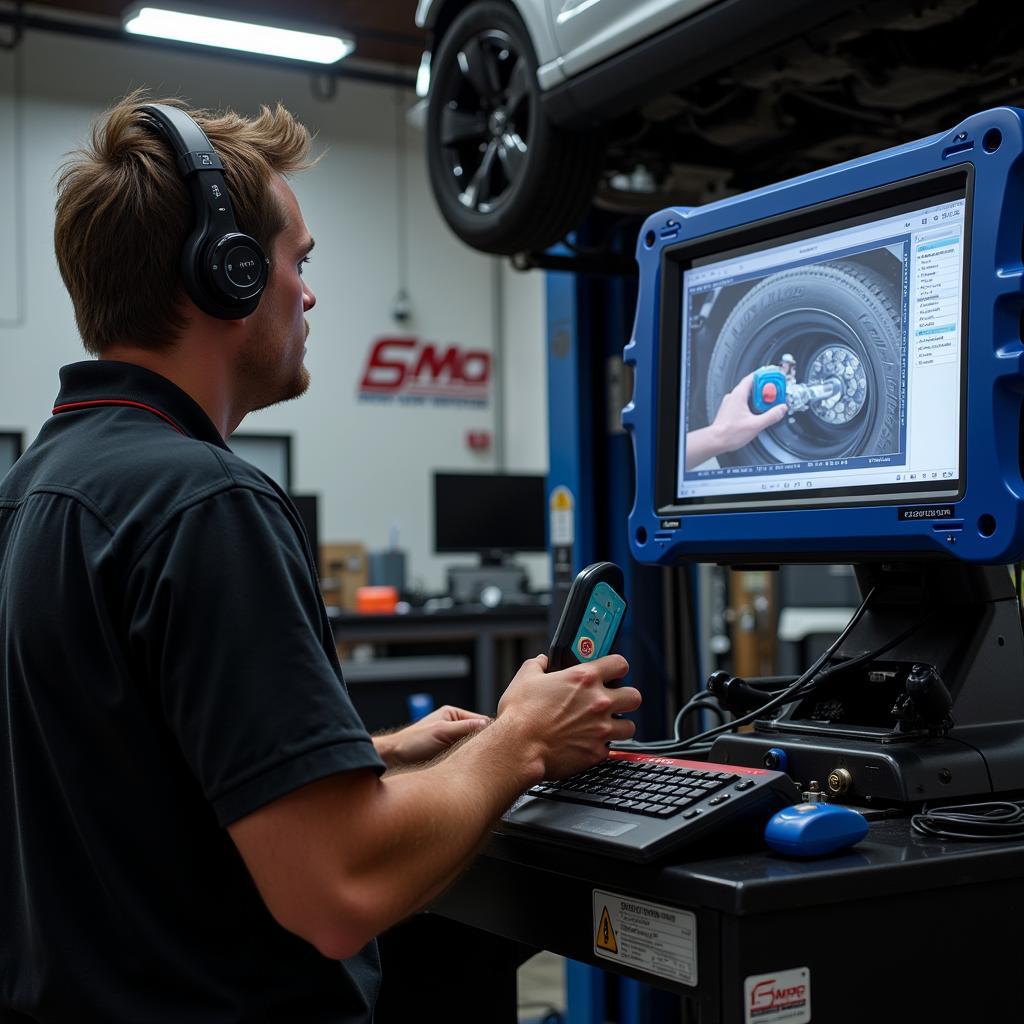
[
  {"x1": 330, "y1": 604, "x2": 550, "y2": 727},
  {"x1": 409, "y1": 818, "x2": 1023, "y2": 1023}
]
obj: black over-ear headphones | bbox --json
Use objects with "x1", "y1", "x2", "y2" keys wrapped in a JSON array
[{"x1": 139, "y1": 103, "x2": 269, "y2": 320}]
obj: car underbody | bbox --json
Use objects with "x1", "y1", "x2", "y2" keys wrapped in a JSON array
[{"x1": 595, "y1": 0, "x2": 1020, "y2": 213}]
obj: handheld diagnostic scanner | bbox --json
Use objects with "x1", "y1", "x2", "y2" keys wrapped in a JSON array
[{"x1": 547, "y1": 562, "x2": 627, "y2": 673}]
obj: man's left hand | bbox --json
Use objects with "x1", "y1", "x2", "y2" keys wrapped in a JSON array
[{"x1": 374, "y1": 705, "x2": 490, "y2": 769}]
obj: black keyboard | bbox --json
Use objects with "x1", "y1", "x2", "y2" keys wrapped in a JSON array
[{"x1": 501, "y1": 751, "x2": 800, "y2": 861}]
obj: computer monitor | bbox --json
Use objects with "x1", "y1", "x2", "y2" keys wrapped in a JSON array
[
  {"x1": 626, "y1": 107, "x2": 1024, "y2": 567},
  {"x1": 624, "y1": 107, "x2": 1024, "y2": 803},
  {"x1": 0, "y1": 433, "x2": 22, "y2": 477},
  {"x1": 433, "y1": 472, "x2": 546, "y2": 562},
  {"x1": 290, "y1": 493, "x2": 320, "y2": 573},
  {"x1": 229, "y1": 433, "x2": 292, "y2": 490}
]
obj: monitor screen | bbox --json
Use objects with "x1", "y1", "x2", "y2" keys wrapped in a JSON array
[
  {"x1": 670, "y1": 178, "x2": 967, "y2": 513},
  {"x1": 290, "y1": 493, "x2": 319, "y2": 572},
  {"x1": 229, "y1": 433, "x2": 292, "y2": 490},
  {"x1": 434, "y1": 472, "x2": 546, "y2": 554},
  {"x1": 0, "y1": 433, "x2": 21, "y2": 477},
  {"x1": 629, "y1": 110, "x2": 1024, "y2": 565}
]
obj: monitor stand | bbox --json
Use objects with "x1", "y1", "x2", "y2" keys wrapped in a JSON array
[
  {"x1": 448, "y1": 554, "x2": 529, "y2": 606},
  {"x1": 710, "y1": 562, "x2": 1024, "y2": 805}
]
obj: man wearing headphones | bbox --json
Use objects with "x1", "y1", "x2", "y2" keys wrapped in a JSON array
[{"x1": 0, "y1": 95, "x2": 641, "y2": 1022}]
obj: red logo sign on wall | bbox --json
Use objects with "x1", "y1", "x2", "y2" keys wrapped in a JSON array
[{"x1": 358, "y1": 337, "x2": 491, "y2": 406}]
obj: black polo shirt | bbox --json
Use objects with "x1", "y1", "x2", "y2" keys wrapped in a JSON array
[{"x1": 0, "y1": 361, "x2": 386, "y2": 1023}]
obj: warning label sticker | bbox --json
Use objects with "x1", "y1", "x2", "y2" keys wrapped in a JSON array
[
  {"x1": 592, "y1": 890, "x2": 697, "y2": 987},
  {"x1": 596, "y1": 906, "x2": 617, "y2": 953},
  {"x1": 744, "y1": 967, "x2": 811, "y2": 1023},
  {"x1": 549, "y1": 487, "x2": 575, "y2": 546}
]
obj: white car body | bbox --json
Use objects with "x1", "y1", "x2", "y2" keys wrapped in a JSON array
[{"x1": 415, "y1": 0, "x2": 720, "y2": 91}]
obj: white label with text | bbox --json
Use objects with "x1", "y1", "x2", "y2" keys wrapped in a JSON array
[{"x1": 592, "y1": 890, "x2": 697, "y2": 986}]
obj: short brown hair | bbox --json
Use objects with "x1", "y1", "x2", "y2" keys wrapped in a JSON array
[{"x1": 55, "y1": 90, "x2": 314, "y2": 354}]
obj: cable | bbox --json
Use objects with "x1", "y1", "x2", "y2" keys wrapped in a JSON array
[
  {"x1": 911, "y1": 801, "x2": 1024, "y2": 841},
  {"x1": 672, "y1": 692, "x2": 728, "y2": 734},
  {"x1": 786, "y1": 615, "x2": 927, "y2": 701},
  {"x1": 614, "y1": 585, "x2": 878, "y2": 756},
  {"x1": 665, "y1": 583, "x2": 880, "y2": 753}
]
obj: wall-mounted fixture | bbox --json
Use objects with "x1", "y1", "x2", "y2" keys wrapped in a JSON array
[{"x1": 122, "y1": 4, "x2": 355, "y2": 65}]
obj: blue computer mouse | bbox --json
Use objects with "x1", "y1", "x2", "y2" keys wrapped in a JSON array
[{"x1": 764, "y1": 803, "x2": 869, "y2": 857}]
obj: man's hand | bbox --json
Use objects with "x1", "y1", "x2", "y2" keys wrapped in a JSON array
[
  {"x1": 496, "y1": 653, "x2": 641, "y2": 780},
  {"x1": 374, "y1": 705, "x2": 489, "y2": 769},
  {"x1": 230, "y1": 655, "x2": 639, "y2": 958},
  {"x1": 685, "y1": 372, "x2": 788, "y2": 469},
  {"x1": 708, "y1": 372, "x2": 788, "y2": 452}
]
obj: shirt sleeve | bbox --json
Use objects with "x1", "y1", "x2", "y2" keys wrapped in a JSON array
[{"x1": 124, "y1": 485, "x2": 385, "y2": 826}]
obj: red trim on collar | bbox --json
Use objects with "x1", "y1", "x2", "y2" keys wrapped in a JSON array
[{"x1": 51, "y1": 399, "x2": 186, "y2": 436}]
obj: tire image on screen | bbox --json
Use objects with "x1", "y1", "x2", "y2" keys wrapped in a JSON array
[{"x1": 704, "y1": 259, "x2": 903, "y2": 467}]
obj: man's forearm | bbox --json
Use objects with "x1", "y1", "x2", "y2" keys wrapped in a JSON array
[
  {"x1": 684, "y1": 424, "x2": 724, "y2": 470},
  {"x1": 347, "y1": 716, "x2": 544, "y2": 924}
]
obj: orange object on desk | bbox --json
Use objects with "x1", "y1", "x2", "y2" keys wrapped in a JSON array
[{"x1": 355, "y1": 585, "x2": 399, "y2": 614}]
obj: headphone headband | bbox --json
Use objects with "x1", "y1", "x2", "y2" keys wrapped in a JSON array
[{"x1": 139, "y1": 102, "x2": 267, "y2": 320}]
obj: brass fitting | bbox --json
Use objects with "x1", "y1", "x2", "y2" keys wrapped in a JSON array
[{"x1": 827, "y1": 768, "x2": 853, "y2": 795}]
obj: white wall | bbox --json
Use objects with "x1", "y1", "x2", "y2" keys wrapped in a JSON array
[{"x1": 0, "y1": 29, "x2": 550, "y2": 592}]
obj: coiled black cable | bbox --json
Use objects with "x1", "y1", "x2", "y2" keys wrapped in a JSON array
[{"x1": 911, "y1": 801, "x2": 1024, "y2": 841}]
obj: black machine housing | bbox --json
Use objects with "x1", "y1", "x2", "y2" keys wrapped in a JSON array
[{"x1": 711, "y1": 562, "x2": 1024, "y2": 804}]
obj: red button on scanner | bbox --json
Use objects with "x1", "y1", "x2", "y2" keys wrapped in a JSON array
[
  {"x1": 578, "y1": 637, "x2": 595, "y2": 658},
  {"x1": 761, "y1": 382, "x2": 778, "y2": 403}
]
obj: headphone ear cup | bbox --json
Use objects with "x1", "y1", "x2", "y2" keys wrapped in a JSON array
[
  {"x1": 205, "y1": 233, "x2": 267, "y2": 315},
  {"x1": 181, "y1": 231, "x2": 267, "y2": 320}
]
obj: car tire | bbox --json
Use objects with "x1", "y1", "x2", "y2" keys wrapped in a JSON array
[
  {"x1": 426, "y1": 1, "x2": 605, "y2": 255},
  {"x1": 704, "y1": 259, "x2": 904, "y2": 466}
]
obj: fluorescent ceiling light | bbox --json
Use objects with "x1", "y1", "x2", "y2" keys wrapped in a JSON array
[{"x1": 123, "y1": 5, "x2": 355, "y2": 65}]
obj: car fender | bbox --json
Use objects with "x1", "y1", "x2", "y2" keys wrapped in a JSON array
[{"x1": 416, "y1": 0, "x2": 564, "y2": 79}]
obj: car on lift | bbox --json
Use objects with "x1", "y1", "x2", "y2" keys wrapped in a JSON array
[{"x1": 415, "y1": 0, "x2": 1018, "y2": 256}]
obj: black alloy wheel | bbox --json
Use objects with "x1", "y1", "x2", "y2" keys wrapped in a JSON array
[
  {"x1": 439, "y1": 27, "x2": 530, "y2": 215},
  {"x1": 426, "y1": 1, "x2": 604, "y2": 255}
]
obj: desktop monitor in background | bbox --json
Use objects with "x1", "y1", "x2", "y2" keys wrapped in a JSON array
[
  {"x1": 228, "y1": 432, "x2": 318, "y2": 570},
  {"x1": 433, "y1": 471, "x2": 546, "y2": 604},
  {"x1": 229, "y1": 433, "x2": 292, "y2": 490},
  {"x1": 290, "y1": 494, "x2": 320, "y2": 574},
  {"x1": 433, "y1": 472, "x2": 546, "y2": 563},
  {"x1": 623, "y1": 107, "x2": 1024, "y2": 805},
  {"x1": 0, "y1": 433, "x2": 22, "y2": 477}
]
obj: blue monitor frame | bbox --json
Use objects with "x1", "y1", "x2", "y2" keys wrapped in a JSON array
[{"x1": 625, "y1": 107, "x2": 1024, "y2": 565}]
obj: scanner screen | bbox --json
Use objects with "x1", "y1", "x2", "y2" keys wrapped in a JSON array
[{"x1": 675, "y1": 191, "x2": 967, "y2": 510}]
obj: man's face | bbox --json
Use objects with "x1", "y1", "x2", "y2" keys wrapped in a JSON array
[{"x1": 238, "y1": 176, "x2": 316, "y2": 412}]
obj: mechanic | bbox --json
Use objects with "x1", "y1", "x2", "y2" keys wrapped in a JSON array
[
  {"x1": 0, "y1": 94, "x2": 641, "y2": 1023},
  {"x1": 685, "y1": 371, "x2": 789, "y2": 469}
]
